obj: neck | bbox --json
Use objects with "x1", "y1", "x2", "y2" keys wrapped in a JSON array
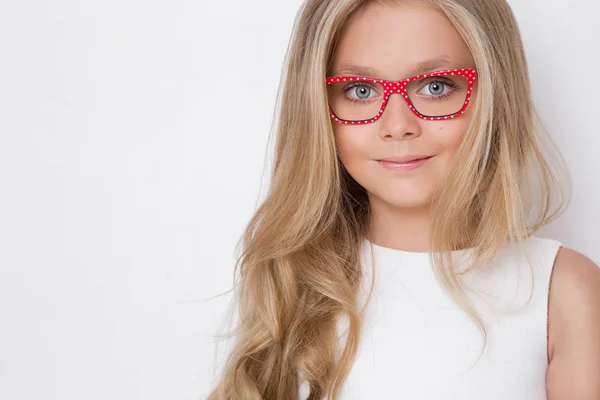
[{"x1": 367, "y1": 199, "x2": 432, "y2": 253}]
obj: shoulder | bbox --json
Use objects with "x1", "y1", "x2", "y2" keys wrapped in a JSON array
[{"x1": 547, "y1": 246, "x2": 600, "y2": 399}]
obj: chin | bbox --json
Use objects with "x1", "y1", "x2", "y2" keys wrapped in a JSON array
[
  {"x1": 386, "y1": 198, "x2": 432, "y2": 209},
  {"x1": 372, "y1": 190, "x2": 434, "y2": 209}
]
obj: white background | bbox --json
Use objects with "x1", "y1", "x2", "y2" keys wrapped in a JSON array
[{"x1": 0, "y1": 1, "x2": 598, "y2": 399}]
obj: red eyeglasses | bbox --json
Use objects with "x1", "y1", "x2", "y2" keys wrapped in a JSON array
[{"x1": 325, "y1": 68, "x2": 477, "y2": 124}]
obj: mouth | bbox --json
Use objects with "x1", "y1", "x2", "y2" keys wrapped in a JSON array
[{"x1": 376, "y1": 156, "x2": 433, "y2": 171}]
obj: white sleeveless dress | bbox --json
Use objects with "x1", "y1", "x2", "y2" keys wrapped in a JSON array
[{"x1": 298, "y1": 235, "x2": 562, "y2": 399}]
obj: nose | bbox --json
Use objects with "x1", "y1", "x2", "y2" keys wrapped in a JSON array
[{"x1": 377, "y1": 92, "x2": 423, "y2": 141}]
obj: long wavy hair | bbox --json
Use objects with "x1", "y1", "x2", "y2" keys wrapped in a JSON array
[{"x1": 208, "y1": 0, "x2": 570, "y2": 398}]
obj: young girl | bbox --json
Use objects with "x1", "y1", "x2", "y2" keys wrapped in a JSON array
[{"x1": 208, "y1": 0, "x2": 600, "y2": 398}]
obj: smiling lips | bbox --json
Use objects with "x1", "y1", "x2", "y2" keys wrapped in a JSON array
[{"x1": 376, "y1": 155, "x2": 433, "y2": 171}]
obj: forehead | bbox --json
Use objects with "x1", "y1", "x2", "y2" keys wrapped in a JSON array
[{"x1": 330, "y1": 3, "x2": 475, "y2": 80}]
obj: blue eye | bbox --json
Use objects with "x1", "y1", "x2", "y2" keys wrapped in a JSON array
[
  {"x1": 424, "y1": 82, "x2": 445, "y2": 96},
  {"x1": 343, "y1": 82, "x2": 381, "y2": 103},
  {"x1": 417, "y1": 79, "x2": 459, "y2": 100},
  {"x1": 352, "y1": 85, "x2": 371, "y2": 99}
]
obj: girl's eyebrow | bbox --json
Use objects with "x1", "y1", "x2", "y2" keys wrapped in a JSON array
[{"x1": 333, "y1": 55, "x2": 456, "y2": 79}]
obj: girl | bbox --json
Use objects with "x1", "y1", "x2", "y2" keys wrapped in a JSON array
[{"x1": 209, "y1": 0, "x2": 600, "y2": 398}]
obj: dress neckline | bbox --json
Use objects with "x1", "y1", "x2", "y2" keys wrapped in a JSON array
[{"x1": 364, "y1": 238, "x2": 476, "y2": 264}]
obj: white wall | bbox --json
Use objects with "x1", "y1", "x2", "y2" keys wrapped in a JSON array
[{"x1": 0, "y1": 1, "x2": 597, "y2": 399}]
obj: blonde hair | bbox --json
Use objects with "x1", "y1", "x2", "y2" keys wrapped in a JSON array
[{"x1": 208, "y1": 0, "x2": 570, "y2": 398}]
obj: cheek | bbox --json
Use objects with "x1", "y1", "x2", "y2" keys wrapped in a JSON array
[
  {"x1": 334, "y1": 126, "x2": 373, "y2": 169},
  {"x1": 435, "y1": 118, "x2": 471, "y2": 157},
  {"x1": 436, "y1": 84, "x2": 477, "y2": 153}
]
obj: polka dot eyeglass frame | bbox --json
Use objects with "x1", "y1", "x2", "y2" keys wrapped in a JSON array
[{"x1": 325, "y1": 68, "x2": 478, "y2": 125}]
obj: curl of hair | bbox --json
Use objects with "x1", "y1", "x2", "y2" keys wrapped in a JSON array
[{"x1": 208, "y1": 0, "x2": 570, "y2": 398}]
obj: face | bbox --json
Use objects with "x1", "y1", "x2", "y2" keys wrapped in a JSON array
[{"x1": 329, "y1": 2, "x2": 478, "y2": 211}]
